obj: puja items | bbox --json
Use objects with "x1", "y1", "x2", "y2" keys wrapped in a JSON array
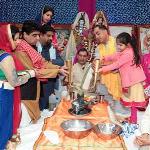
[
  {"x1": 68, "y1": 93, "x2": 92, "y2": 116},
  {"x1": 68, "y1": 92, "x2": 105, "y2": 116},
  {"x1": 93, "y1": 122, "x2": 122, "y2": 140},
  {"x1": 60, "y1": 119, "x2": 93, "y2": 139}
]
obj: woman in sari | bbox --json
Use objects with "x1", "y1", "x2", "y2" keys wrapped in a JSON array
[
  {"x1": 35, "y1": 5, "x2": 54, "y2": 26},
  {"x1": 35, "y1": 5, "x2": 59, "y2": 47},
  {"x1": 0, "y1": 24, "x2": 35, "y2": 149}
]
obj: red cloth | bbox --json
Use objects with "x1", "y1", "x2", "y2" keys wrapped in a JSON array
[
  {"x1": 16, "y1": 40, "x2": 44, "y2": 69},
  {"x1": 12, "y1": 54, "x2": 25, "y2": 134},
  {"x1": 0, "y1": 24, "x2": 25, "y2": 134},
  {"x1": 120, "y1": 99, "x2": 147, "y2": 123}
]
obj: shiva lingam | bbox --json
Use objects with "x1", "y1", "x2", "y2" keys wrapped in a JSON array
[
  {"x1": 68, "y1": 93, "x2": 92, "y2": 116},
  {"x1": 68, "y1": 92, "x2": 105, "y2": 116}
]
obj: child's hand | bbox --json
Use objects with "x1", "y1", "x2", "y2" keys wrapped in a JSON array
[{"x1": 98, "y1": 68, "x2": 103, "y2": 73}]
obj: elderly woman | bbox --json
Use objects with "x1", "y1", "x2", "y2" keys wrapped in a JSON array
[{"x1": 0, "y1": 24, "x2": 35, "y2": 149}]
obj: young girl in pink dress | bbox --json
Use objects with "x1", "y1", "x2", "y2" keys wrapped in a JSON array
[{"x1": 99, "y1": 32, "x2": 147, "y2": 123}]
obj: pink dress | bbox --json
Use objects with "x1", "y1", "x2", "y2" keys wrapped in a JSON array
[
  {"x1": 101, "y1": 48, "x2": 147, "y2": 123},
  {"x1": 141, "y1": 54, "x2": 150, "y2": 86},
  {"x1": 101, "y1": 48, "x2": 146, "y2": 88}
]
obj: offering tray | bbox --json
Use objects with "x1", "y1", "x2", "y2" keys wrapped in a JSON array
[{"x1": 68, "y1": 108, "x2": 92, "y2": 116}]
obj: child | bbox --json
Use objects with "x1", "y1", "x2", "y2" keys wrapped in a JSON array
[{"x1": 99, "y1": 32, "x2": 147, "y2": 123}]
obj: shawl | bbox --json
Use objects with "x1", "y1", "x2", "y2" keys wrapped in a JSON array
[
  {"x1": 98, "y1": 36, "x2": 122, "y2": 100},
  {"x1": 16, "y1": 40, "x2": 44, "y2": 69}
]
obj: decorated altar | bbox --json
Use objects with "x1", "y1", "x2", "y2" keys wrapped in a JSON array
[{"x1": 34, "y1": 100, "x2": 127, "y2": 150}]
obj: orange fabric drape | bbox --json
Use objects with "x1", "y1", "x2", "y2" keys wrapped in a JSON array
[{"x1": 34, "y1": 101, "x2": 126, "y2": 150}]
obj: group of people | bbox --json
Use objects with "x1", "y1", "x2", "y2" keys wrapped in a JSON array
[
  {"x1": 0, "y1": 4, "x2": 150, "y2": 150},
  {"x1": 70, "y1": 11, "x2": 150, "y2": 149},
  {"x1": 0, "y1": 5, "x2": 68, "y2": 149}
]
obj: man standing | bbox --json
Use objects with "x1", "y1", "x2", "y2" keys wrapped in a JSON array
[
  {"x1": 93, "y1": 25, "x2": 121, "y2": 101},
  {"x1": 93, "y1": 25, "x2": 130, "y2": 121},
  {"x1": 14, "y1": 20, "x2": 67, "y2": 123},
  {"x1": 37, "y1": 24, "x2": 64, "y2": 110}
]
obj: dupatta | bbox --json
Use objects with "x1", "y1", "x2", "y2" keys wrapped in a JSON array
[
  {"x1": 0, "y1": 24, "x2": 25, "y2": 134},
  {"x1": 98, "y1": 36, "x2": 122, "y2": 100},
  {"x1": 16, "y1": 40, "x2": 44, "y2": 69},
  {"x1": 35, "y1": 6, "x2": 52, "y2": 26},
  {"x1": 35, "y1": 6, "x2": 57, "y2": 47}
]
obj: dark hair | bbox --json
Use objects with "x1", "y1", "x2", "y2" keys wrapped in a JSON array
[
  {"x1": 43, "y1": 5, "x2": 54, "y2": 16},
  {"x1": 97, "y1": 17, "x2": 104, "y2": 23},
  {"x1": 22, "y1": 20, "x2": 40, "y2": 35},
  {"x1": 40, "y1": 24, "x2": 55, "y2": 34},
  {"x1": 10, "y1": 25, "x2": 20, "y2": 40},
  {"x1": 116, "y1": 32, "x2": 140, "y2": 66},
  {"x1": 78, "y1": 13, "x2": 85, "y2": 25},
  {"x1": 77, "y1": 48, "x2": 88, "y2": 56},
  {"x1": 93, "y1": 24, "x2": 109, "y2": 33}
]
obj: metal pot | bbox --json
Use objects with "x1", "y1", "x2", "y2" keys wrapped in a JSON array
[
  {"x1": 93, "y1": 122, "x2": 122, "y2": 140},
  {"x1": 60, "y1": 119, "x2": 93, "y2": 139}
]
